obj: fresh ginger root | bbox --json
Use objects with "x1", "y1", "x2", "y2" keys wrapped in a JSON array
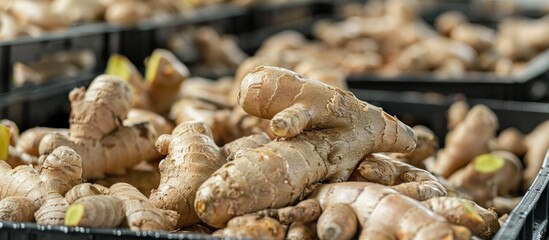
[
  {"x1": 287, "y1": 222, "x2": 317, "y2": 240},
  {"x1": 65, "y1": 183, "x2": 108, "y2": 204},
  {"x1": 0, "y1": 197, "x2": 37, "y2": 222},
  {"x1": 150, "y1": 121, "x2": 226, "y2": 228},
  {"x1": 195, "y1": 66, "x2": 417, "y2": 227},
  {"x1": 0, "y1": 124, "x2": 37, "y2": 167},
  {"x1": 522, "y1": 120, "x2": 549, "y2": 190},
  {"x1": 316, "y1": 204, "x2": 357, "y2": 240},
  {"x1": 449, "y1": 151, "x2": 522, "y2": 207},
  {"x1": 0, "y1": 119, "x2": 18, "y2": 146},
  {"x1": 106, "y1": 49, "x2": 189, "y2": 114},
  {"x1": 424, "y1": 197, "x2": 500, "y2": 239},
  {"x1": 124, "y1": 108, "x2": 174, "y2": 135},
  {"x1": 253, "y1": 199, "x2": 321, "y2": 225},
  {"x1": 0, "y1": 146, "x2": 82, "y2": 225},
  {"x1": 16, "y1": 127, "x2": 68, "y2": 157},
  {"x1": 220, "y1": 132, "x2": 270, "y2": 160},
  {"x1": 309, "y1": 182, "x2": 472, "y2": 240},
  {"x1": 495, "y1": 127, "x2": 527, "y2": 157},
  {"x1": 109, "y1": 183, "x2": 179, "y2": 231},
  {"x1": 65, "y1": 195, "x2": 124, "y2": 228},
  {"x1": 212, "y1": 215, "x2": 285, "y2": 240},
  {"x1": 435, "y1": 105, "x2": 498, "y2": 178},
  {"x1": 39, "y1": 75, "x2": 160, "y2": 179},
  {"x1": 349, "y1": 153, "x2": 446, "y2": 201},
  {"x1": 387, "y1": 125, "x2": 438, "y2": 169}
]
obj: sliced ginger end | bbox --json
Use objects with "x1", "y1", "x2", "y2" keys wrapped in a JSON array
[
  {"x1": 106, "y1": 55, "x2": 131, "y2": 81},
  {"x1": 474, "y1": 154, "x2": 505, "y2": 174},
  {"x1": 145, "y1": 51, "x2": 162, "y2": 84},
  {"x1": 65, "y1": 203, "x2": 85, "y2": 226},
  {"x1": 0, "y1": 125, "x2": 10, "y2": 160}
]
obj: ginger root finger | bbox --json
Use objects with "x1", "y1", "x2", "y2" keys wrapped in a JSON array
[
  {"x1": 65, "y1": 183, "x2": 108, "y2": 204},
  {"x1": 0, "y1": 197, "x2": 37, "y2": 222},
  {"x1": 212, "y1": 215, "x2": 285, "y2": 240},
  {"x1": 287, "y1": 222, "x2": 317, "y2": 240},
  {"x1": 387, "y1": 125, "x2": 438, "y2": 169},
  {"x1": 65, "y1": 195, "x2": 124, "y2": 228},
  {"x1": 253, "y1": 199, "x2": 321, "y2": 225},
  {"x1": 317, "y1": 204, "x2": 357, "y2": 240},
  {"x1": 523, "y1": 120, "x2": 549, "y2": 190}
]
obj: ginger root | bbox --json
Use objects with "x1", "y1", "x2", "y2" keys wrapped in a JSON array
[
  {"x1": 316, "y1": 204, "x2": 357, "y2": 240},
  {"x1": 495, "y1": 127, "x2": 527, "y2": 157},
  {"x1": 16, "y1": 127, "x2": 68, "y2": 157},
  {"x1": 39, "y1": 75, "x2": 160, "y2": 179},
  {"x1": 0, "y1": 146, "x2": 82, "y2": 225},
  {"x1": 387, "y1": 125, "x2": 438, "y2": 169},
  {"x1": 65, "y1": 183, "x2": 108, "y2": 204},
  {"x1": 212, "y1": 215, "x2": 285, "y2": 240},
  {"x1": 287, "y1": 222, "x2": 317, "y2": 240},
  {"x1": 522, "y1": 120, "x2": 549, "y2": 189},
  {"x1": 435, "y1": 105, "x2": 498, "y2": 178},
  {"x1": 65, "y1": 195, "x2": 124, "y2": 228},
  {"x1": 195, "y1": 66, "x2": 416, "y2": 227}
]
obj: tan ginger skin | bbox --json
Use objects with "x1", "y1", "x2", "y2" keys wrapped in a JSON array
[
  {"x1": 65, "y1": 195, "x2": 125, "y2": 228},
  {"x1": 65, "y1": 183, "x2": 109, "y2": 204},
  {"x1": 495, "y1": 127, "x2": 527, "y2": 156},
  {"x1": 387, "y1": 125, "x2": 438, "y2": 169},
  {"x1": 523, "y1": 120, "x2": 549, "y2": 189},
  {"x1": 212, "y1": 215, "x2": 285, "y2": 239},
  {"x1": 39, "y1": 75, "x2": 160, "y2": 179},
  {"x1": 309, "y1": 182, "x2": 472, "y2": 240},
  {"x1": 125, "y1": 108, "x2": 174, "y2": 135},
  {"x1": 109, "y1": 183, "x2": 179, "y2": 231},
  {"x1": 195, "y1": 66, "x2": 417, "y2": 228},
  {"x1": 253, "y1": 199, "x2": 321, "y2": 225},
  {"x1": 0, "y1": 146, "x2": 82, "y2": 225},
  {"x1": 316, "y1": 204, "x2": 357, "y2": 240},
  {"x1": 349, "y1": 153, "x2": 446, "y2": 201},
  {"x1": 287, "y1": 222, "x2": 317, "y2": 240},
  {"x1": 435, "y1": 105, "x2": 498, "y2": 178},
  {"x1": 16, "y1": 127, "x2": 68, "y2": 156},
  {"x1": 150, "y1": 121, "x2": 227, "y2": 228}
]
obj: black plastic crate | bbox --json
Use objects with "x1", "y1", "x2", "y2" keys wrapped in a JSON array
[{"x1": 347, "y1": 47, "x2": 549, "y2": 102}]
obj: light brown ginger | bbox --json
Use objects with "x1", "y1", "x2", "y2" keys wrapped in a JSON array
[
  {"x1": 195, "y1": 66, "x2": 417, "y2": 227},
  {"x1": 93, "y1": 163, "x2": 160, "y2": 197},
  {"x1": 435, "y1": 105, "x2": 498, "y2": 178},
  {"x1": 447, "y1": 100, "x2": 470, "y2": 130},
  {"x1": 387, "y1": 125, "x2": 438, "y2": 169},
  {"x1": 309, "y1": 182, "x2": 472, "y2": 240},
  {"x1": 0, "y1": 197, "x2": 37, "y2": 222},
  {"x1": 64, "y1": 195, "x2": 124, "y2": 228},
  {"x1": 220, "y1": 132, "x2": 271, "y2": 160},
  {"x1": 16, "y1": 127, "x2": 68, "y2": 157},
  {"x1": 124, "y1": 108, "x2": 174, "y2": 135},
  {"x1": 435, "y1": 11, "x2": 468, "y2": 37},
  {"x1": 349, "y1": 153, "x2": 446, "y2": 201},
  {"x1": 0, "y1": 119, "x2": 18, "y2": 146},
  {"x1": 39, "y1": 75, "x2": 160, "y2": 179},
  {"x1": 0, "y1": 146, "x2": 82, "y2": 225},
  {"x1": 316, "y1": 204, "x2": 357, "y2": 240},
  {"x1": 253, "y1": 199, "x2": 321, "y2": 225},
  {"x1": 109, "y1": 183, "x2": 179, "y2": 231},
  {"x1": 65, "y1": 183, "x2": 108, "y2": 204},
  {"x1": 495, "y1": 127, "x2": 527, "y2": 156},
  {"x1": 424, "y1": 197, "x2": 500, "y2": 239},
  {"x1": 522, "y1": 120, "x2": 549, "y2": 189},
  {"x1": 449, "y1": 151, "x2": 522, "y2": 207},
  {"x1": 212, "y1": 215, "x2": 285, "y2": 240},
  {"x1": 149, "y1": 122, "x2": 226, "y2": 228},
  {"x1": 287, "y1": 222, "x2": 317, "y2": 240}
]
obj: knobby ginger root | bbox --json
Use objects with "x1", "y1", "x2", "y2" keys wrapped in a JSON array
[
  {"x1": 39, "y1": 75, "x2": 160, "y2": 179},
  {"x1": 195, "y1": 66, "x2": 417, "y2": 227},
  {"x1": 212, "y1": 215, "x2": 285, "y2": 240},
  {"x1": 387, "y1": 125, "x2": 438, "y2": 169},
  {"x1": 349, "y1": 153, "x2": 446, "y2": 201},
  {"x1": 449, "y1": 151, "x2": 522, "y2": 207},
  {"x1": 309, "y1": 182, "x2": 472, "y2": 240},
  {"x1": 220, "y1": 132, "x2": 270, "y2": 160},
  {"x1": 253, "y1": 199, "x2": 321, "y2": 225},
  {"x1": 125, "y1": 108, "x2": 174, "y2": 135},
  {"x1": 16, "y1": 127, "x2": 68, "y2": 156},
  {"x1": 65, "y1": 183, "x2": 108, "y2": 204},
  {"x1": 150, "y1": 122, "x2": 226, "y2": 228},
  {"x1": 522, "y1": 120, "x2": 549, "y2": 189},
  {"x1": 316, "y1": 204, "x2": 357, "y2": 240},
  {"x1": 0, "y1": 197, "x2": 37, "y2": 222},
  {"x1": 424, "y1": 197, "x2": 500, "y2": 239},
  {"x1": 65, "y1": 195, "x2": 124, "y2": 228},
  {"x1": 495, "y1": 127, "x2": 527, "y2": 157},
  {"x1": 435, "y1": 105, "x2": 498, "y2": 178},
  {"x1": 447, "y1": 100, "x2": 470, "y2": 131},
  {"x1": 287, "y1": 222, "x2": 317, "y2": 240},
  {"x1": 0, "y1": 146, "x2": 82, "y2": 225},
  {"x1": 109, "y1": 183, "x2": 178, "y2": 231}
]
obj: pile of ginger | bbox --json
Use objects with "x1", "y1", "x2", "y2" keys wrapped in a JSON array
[
  {"x1": 247, "y1": 0, "x2": 549, "y2": 78},
  {"x1": 0, "y1": 48, "x2": 547, "y2": 240}
]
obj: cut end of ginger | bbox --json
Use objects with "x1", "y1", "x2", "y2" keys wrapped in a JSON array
[
  {"x1": 145, "y1": 50, "x2": 162, "y2": 83},
  {"x1": 474, "y1": 154, "x2": 505, "y2": 173},
  {"x1": 64, "y1": 203, "x2": 85, "y2": 226},
  {"x1": 106, "y1": 54, "x2": 131, "y2": 81},
  {"x1": 0, "y1": 125, "x2": 10, "y2": 160}
]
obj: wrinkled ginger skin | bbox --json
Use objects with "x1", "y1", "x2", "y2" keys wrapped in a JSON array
[
  {"x1": 435, "y1": 105, "x2": 498, "y2": 178},
  {"x1": 310, "y1": 182, "x2": 472, "y2": 240},
  {"x1": 0, "y1": 197, "x2": 37, "y2": 222},
  {"x1": 109, "y1": 183, "x2": 179, "y2": 231},
  {"x1": 150, "y1": 122, "x2": 226, "y2": 228},
  {"x1": 195, "y1": 66, "x2": 416, "y2": 227},
  {"x1": 65, "y1": 183, "x2": 108, "y2": 204},
  {"x1": 16, "y1": 127, "x2": 68, "y2": 156},
  {"x1": 0, "y1": 146, "x2": 82, "y2": 225},
  {"x1": 39, "y1": 75, "x2": 160, "y2": 179},
  {"x1": 65, "y1": 195, "x2": 124, "y2": 228},
  {"x1": 424, "y1": 197, "x2": 500, "y2": 239},
  {"x1": 349, "y1": 154, "x2": 446, "y2": 201}
]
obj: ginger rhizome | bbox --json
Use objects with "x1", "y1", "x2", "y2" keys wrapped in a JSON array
[
  {"x1": 435, "y1": 105, "x2": 498, "y2": 178},
  {"x1": 39, "y1": 75, "x2": 160, "y2": 179},
  {"x1": 150, "y1": 121, "x2": 226, "y2": 228},
  {"x1": 522, "y1": 120, "x2": 549, "y2": 189},
  {"x1": 349, "y1": 153, "x2": 446, "y2": 201},
  {"x1": 195, "y1": 66, "x2": 417, "y2": 227},
  {"x1": 65, "y1": 195, "x2": 125, "y2": 228},
  {"x1": 0, "y1": 146, "x2": 82, "y2": 225},
  {"x1": 212, "y1": 215, "x2": 285, "y2": 239},
  {"x1": 387, "y1": 125, "x2": 438, "y2": 169},
  {"x1": 309, "y1": 182, "x2": 472, "y2": 240}
]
